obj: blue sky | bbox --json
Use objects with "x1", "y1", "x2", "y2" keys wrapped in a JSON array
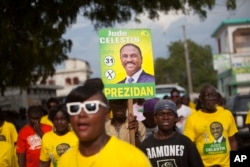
[{"x1": 63, "y1": 0, "x2": 250, "y2": 78}]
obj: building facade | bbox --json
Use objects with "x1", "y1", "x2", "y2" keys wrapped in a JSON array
[
  {"x1": 0, "y1": 58, "x2": 92, "y2": 111},
  {"x1": 0, "y1": 85, "x2": 60, "y2": 111},
  {"x1": 44, "y1": 58, "x2": 92, "y2": 99},
  {"x1": 212, "y1": 18, "x2": 250, "y2": 96}
]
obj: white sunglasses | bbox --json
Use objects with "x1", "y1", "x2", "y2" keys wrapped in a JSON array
[{"x1": 66, "y1": 100, "x2": 107, "y2": 115}]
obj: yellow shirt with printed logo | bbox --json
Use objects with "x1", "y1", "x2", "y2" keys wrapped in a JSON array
[
  {"x1": 184, "y1": 106, "x2": 238, "y2": 167},
  {"x1": 40, "y1": 131, "x2": 78, "y2": 167}
]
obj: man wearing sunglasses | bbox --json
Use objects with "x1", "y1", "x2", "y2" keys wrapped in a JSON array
[{"x1": 58, "y1": 78, "x2": 151, "y2": 167}]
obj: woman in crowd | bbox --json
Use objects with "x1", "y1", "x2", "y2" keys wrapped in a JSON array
[
  {"x1": 57, "y1": 78, "x2": 151, "y2": 166},
  {"x1": 39, "y1": 104, "x2": 78, "y2": 167}
]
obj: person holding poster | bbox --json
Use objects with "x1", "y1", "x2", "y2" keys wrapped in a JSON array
[
  {"x1": 118, "y1": 43, "x2": 155, "y2": 83},
  {"x1": 105, "y1": 99, "x2": 146, "y2": 146}
]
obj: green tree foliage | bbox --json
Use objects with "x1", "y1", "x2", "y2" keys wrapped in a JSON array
[
  {"x1": 154, "y1": 40, "x2": 217, "y2": 92},
  {"x1": 81, "y1": 0, "x2": 236, "y2": 29},
  {"x1": 0, "y1": 0, "x2": 235, "y2": 94},
  {"x1": 0, "y1": 1, "x2": 82, "y2": 94}
]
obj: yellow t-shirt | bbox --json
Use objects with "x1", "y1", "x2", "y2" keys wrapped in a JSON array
[
  {"x1": 184, "y1": 106, "x2": 238, "y2": 167},
  {"x1": 40, "y1": 115, "x2": 53, "y2": 126},
  {"x1": 245, "y1": 110, "x2": 250, "y2": 124},
  {"x1": 189, "y1": 107, "x2": 197, "y2": 114},
  {"x1": 0, "y1": 121, "x2": 18, "y2": 145},
  {"x1": 0, "y1": 141, "x2": 17, "y2": 167},
  {"x1": 57, "y1": 136, "x2": 151, "y2": 167},
  {"x1": 189, "y1": 101, "x2": 196, "y2": 109},
  {"x1": 40, "y1": 131, "x2": 78, "y2": 167}
]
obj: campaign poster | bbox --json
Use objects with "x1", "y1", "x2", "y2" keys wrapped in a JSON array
[{"x1": 98, "y1": 29, "x2": 155, "y2": 99}]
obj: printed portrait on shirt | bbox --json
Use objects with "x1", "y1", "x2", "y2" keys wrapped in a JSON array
[
  {"x1": 210, "y1": 121, "x2": 226, "y2": 144},
  {"x1": 0, "y1": 135, "x2": 6, "y2": 141},
  {"x1": 203, "y1": 121, "x2": 227, "y2": 155},
  {"x1": 56, "y1": 143, "x2": 70, "y2": 156}
]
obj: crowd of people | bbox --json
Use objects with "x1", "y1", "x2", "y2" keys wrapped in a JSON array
[{"x1": 1, "y1": 77, "x2": 249, "y2": 167}]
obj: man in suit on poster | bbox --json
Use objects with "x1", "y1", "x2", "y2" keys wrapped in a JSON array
[
  {"x1": 210, "y1": 121, "x2": 226, "y2": 143},
  {"x1": 118, "y1": 43, "x2": 155, "y2": 84}
]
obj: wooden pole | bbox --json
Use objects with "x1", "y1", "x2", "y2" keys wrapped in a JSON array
[
  {"x1": 182, "y1": 25, "x2": 193, "y2": 94},
  {"x1": 128, "y1": 99, "x2": 135, "y2": 145}
]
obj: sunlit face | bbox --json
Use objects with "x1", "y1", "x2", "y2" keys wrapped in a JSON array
[
  {"x1": 199, "y1": 85, "x2": 217, "y2": 112},
  {"x1": 154, "y1": 109, "x2": 177, "y2": 131},
  {"x1": 52, "y1": 111, "x2": 69, "y2": 134},
  {"x1": 210, "y1": 122, "x2": 223, "y2": 140},
  {"x1": 69, "y1": 94, "x2": 109, "y2": 142},
  {"x1": 120, "y1": 45, "x2": 142, "y2": 76}
]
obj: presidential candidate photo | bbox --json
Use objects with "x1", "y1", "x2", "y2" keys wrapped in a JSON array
[{"x1": 118, "y1": 43, "x2": 155, "y2": 83}]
